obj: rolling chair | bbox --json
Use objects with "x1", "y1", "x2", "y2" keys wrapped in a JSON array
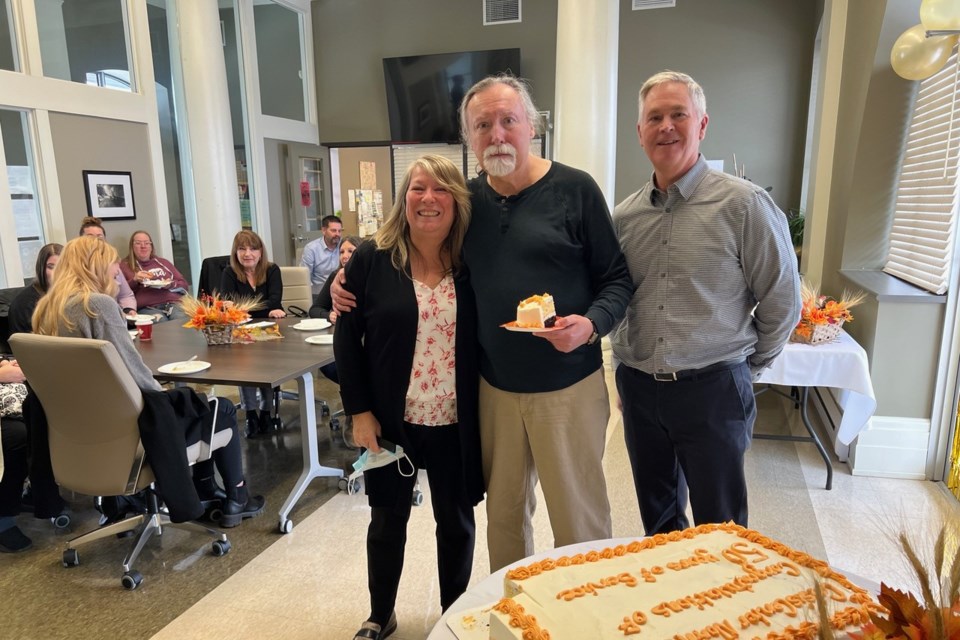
[{"x1": 10, "y1": 333, "x2": 234, "y2": 590}]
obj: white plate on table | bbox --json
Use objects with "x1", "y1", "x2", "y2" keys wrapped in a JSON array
[
  {"x1": 132, "y1": 314, "x2": 158, "y2": 324},
  {"x1": 446, "y1": 605, "x2": 491, "y2": 640},
  {"x1": 143, "y1": 279, "x2": 172, "y2": 288},
  {"x1": 158, "y1": 360, "x2": 212, "y2": 375},
  {"x1": 292, "y1": 319, "x2": 331, "y2": 331},
  {"x1": 304, "y1": 334, "x2": 333, "y2": 345},
  {"x1": 128, "y1": 330, "x2": 138, "y2": 340},
  {"x1": 244, "y1": 321, "x2": 276, "y2": 329}
]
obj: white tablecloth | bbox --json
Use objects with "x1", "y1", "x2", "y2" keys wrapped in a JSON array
[{"x1": 756, "y1": 330, "x2": 876, "y2": 457}]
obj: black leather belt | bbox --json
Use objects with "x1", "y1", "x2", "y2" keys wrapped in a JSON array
[{"x1": 649, "y1": 358, "x2": 745, "y2": 382}]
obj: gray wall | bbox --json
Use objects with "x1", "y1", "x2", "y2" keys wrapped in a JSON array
[
  {"x1": 614, "y1": 0, "x2": 820, "y2": 211},
  {"x1": 311, "y1": 0, "x2": 558, "y2": 143},
  {"x1": 49, "y1": 113, "x2": 158, "y2": 257}
]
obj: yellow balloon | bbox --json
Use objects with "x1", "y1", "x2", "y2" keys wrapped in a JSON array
[
  {"x1": 921, "y1": 0, "x2": 960, "y2": 32},
  {"x1": 890, "y1": 24, "x2": 956, "y2": 81}
]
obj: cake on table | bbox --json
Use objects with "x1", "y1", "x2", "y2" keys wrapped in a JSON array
[
  {"x1": 516, "y1": 294, "x2": 556, "y2": 329},
  {"x1": 489, "y1": 523, "x2": 881, "y2": 639}
]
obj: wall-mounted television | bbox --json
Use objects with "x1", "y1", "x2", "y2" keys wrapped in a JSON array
[{"x1": 383, "y1": 48, "x2": 521, "y2": 144}]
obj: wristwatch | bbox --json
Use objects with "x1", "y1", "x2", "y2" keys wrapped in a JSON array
[{"x1": 586, "y1": 320, "x2": 600, "y2": 346}]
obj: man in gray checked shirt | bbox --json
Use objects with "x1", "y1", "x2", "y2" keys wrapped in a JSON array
[{"x1": 611, "y1": 70, "x2": 801, "y2": 536}]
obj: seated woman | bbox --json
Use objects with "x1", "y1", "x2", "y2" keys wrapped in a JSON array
[
  {"x1": 32, "y1": 236, "x2": 265, "y2": 528},
  {"x1": 8, "y1": 243, "x2": 62, "y2": 336},
  {"x1": 79, "y1": 217, "x2": 137, "y2": 319},
  {"x1": 119, "y1": 231, "x2": 189, "y2": 323},
  {"x1": 219, "y1": 230, "x2": 285, "y2": 437},
  {"x1": 309, "y1": 235, "x2": 362, "y2": 325},
  {"x1": 0, "y1": 359, "x2": 32, "y2": 552}
]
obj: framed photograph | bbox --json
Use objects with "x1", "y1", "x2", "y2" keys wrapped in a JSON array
[{"x1": 82, "y1": 170, "x2": 136, "y2": 220}]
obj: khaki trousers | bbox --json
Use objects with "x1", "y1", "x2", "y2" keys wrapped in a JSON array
[{"x1": 480, "y1": 369, "x2": 612, "y2": 571}]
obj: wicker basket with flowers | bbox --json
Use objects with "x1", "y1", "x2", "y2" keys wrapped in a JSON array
[
  {"x1": 179, "y1": 294, "x2": 262, "y2": 345},
  {"x1": 791, "y1": 280, "x2": 866, "y2": 346}
]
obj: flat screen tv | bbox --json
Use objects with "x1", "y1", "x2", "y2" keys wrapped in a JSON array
[{"x1": 383, "y1": 48, "x2": 521, "y2": 144}]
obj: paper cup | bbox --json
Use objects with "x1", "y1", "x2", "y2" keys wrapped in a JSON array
[{"x1": 135, "y1": 319, "x2": 153, "y2": 341}]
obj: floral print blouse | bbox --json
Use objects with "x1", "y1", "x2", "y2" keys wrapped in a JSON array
[{"x1": 404, "y1": 274, "x2": 457, "y2": 426}]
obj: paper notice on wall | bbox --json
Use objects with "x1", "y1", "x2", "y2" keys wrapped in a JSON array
[
  {"x1": 359, "y1": 161, "x2": 376, "y2": 191},
  {"x1": 357, "y1": 189, "x2": 380, "y2": 236},
  {"x1": 348, "y1": 189, "x2": 356, "y2": 212}
]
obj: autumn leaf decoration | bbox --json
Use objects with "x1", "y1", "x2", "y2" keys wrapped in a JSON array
[
  {"x1": 850, "y1": 528, "x2": 960, "y2": 640},
  {"x1": 179, "y1": 293, "x2": 263, "y2": 330}
]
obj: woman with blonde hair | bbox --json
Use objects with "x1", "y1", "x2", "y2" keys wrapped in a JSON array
[
  {"x1": 32, "y1": 236, "x2": 265, "y2": 527},
  {"x1": 219, "y1": 229, "x2": 285, "y2": 437},
  {"x1": 77, "y1": 216, "x2": 137, "y2": 317},
  {"x1": 335, "y1": 155, "x2": 482, "y2": 640}
]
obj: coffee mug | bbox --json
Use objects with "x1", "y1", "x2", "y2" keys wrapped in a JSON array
[{"x1": 135, "y1": 319, "x2": 153, "y2": 341}]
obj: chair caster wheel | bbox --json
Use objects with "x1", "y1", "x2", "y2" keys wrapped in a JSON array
[
  {"x1": 51, "y1": 513, "x2": 71, "y2": 529},
  {"x1": 211, "y1": 539, "x2": 231, "y2": 557},
  {"x1": 412, "y1": 490, "x2": 424, "y2": 507},
  {"x1": 348, "y1": 478, "x2": 361, "y2": 495},
  {"x1": 279, "y1": 519, "x2": 293, "y2": 534},
  {"x1": 121, "y1": 570, "x2": 143, "y2": 590},
  {"x1": 329, "y1": 418, "x2": 340, "y2": 432},
  {"x1": 63, "y1": 548, "x2": 80, "y2": 567}
]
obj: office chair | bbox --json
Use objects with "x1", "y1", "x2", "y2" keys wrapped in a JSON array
[
  {"x1": 197, "y1": 255, "x2": 231, "y2": 297},
  {"x1": 10, "y1": 333, "x2": 234, "y2": 590}
]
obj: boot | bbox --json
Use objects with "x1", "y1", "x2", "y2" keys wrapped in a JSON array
[
  {"x1": 258, "y1": 409, "x2": 281, "y2": 435},
  {"x1": 193, "y1": 476, "x2": 227, "y2": 509},
  {"x1": 220, "y1": 483, "x2": 265, "y2": 528},
  {"x1": 245, "y1": 411, "x2": 260, "y2": 438}
]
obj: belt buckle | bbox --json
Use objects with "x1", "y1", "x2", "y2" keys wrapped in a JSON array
[{"x1": 653, "y1": 371, "x2": 677, "y2": 382}]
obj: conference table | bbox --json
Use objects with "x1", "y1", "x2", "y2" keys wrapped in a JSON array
[
  {"x1": 136, "y1": 317, "x2": 341, "y2": 533},
  {"x1": 754, "y1": 330, "x2": 877, "y2": 491}
]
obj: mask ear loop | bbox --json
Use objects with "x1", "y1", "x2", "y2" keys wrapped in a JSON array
[{"x1": 397, "y1": 453, "x2": 416, "y2": 478}]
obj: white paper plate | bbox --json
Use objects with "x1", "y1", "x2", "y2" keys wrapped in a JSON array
[
  {"x1": 158, "y1": 360, "x2": 212, "y2": 374},
  {"x1": 132, "y1": 314, "x2": 157, "y2": 323},
  {"x1": 305, "y1": 334, "x2": 333, "y2": 345},
  {"x1": 143, "y1": 279, "x2": 172, "y2": 288},
  {"x1": 245, "y1": 321, "x2": 276, "y2": 329},
  {"x1": 447, "y1": 604, "x2": 493, "y2": 640},
  {"x1": 500, "y1": 322, "x2": 561, "y2": 333},
  {"x1": 292, "y1": 319, "x2": 331, "y2": 331},
  {"x1": 129, "y1": 330, "x2": 138, "y2": 340}
]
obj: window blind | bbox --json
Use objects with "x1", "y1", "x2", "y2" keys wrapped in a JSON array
[{"x1": 884, "y1": 52, "x2": 960, "y2": 295}]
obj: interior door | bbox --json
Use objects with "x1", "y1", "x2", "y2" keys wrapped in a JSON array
[{"x1": 285, "y1": 142, "x2": 333, "y2": 263}]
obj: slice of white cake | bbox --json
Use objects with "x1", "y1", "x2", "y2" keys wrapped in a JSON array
[{"x1": 516, "y1": 294, "x2": 556, "y2": 328}]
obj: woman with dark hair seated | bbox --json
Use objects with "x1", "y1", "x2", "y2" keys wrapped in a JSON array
[
  {"x1": 33, "y1": 236, "x2": 265, "y2": 527},
  {"x1": 8, "y1": 243, "x2": 62, "y2": 336}
]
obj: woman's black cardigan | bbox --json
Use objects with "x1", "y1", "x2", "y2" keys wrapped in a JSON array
[{"x1": 334, "y1": 241, "x2": 483, "y2": 506}]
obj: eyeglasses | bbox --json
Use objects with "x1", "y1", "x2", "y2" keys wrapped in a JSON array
[{"x1": 133, "y1": 241, "x2": 153, "y2": 247}]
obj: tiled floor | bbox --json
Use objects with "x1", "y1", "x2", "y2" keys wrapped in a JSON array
[{"x1": 2, "y1": 362, "x2": 958, "y2": 640}]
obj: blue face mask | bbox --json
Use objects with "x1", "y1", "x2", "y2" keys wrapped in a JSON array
[{"x1": 348, "y1": 444, "x2": 415, "y2": 485}]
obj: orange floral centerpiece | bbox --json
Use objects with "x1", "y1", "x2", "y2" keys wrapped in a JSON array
[
  {"x1": 791, "y1": 280, "x2": 866, "y2": 346},
  {"x1": 180, "y1": 294, "x2": 262, "y2": 345}
]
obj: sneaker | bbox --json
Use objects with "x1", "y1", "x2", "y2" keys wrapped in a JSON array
[{"x1": 0, "y1": 526, "x2": 33, "y2": 553}]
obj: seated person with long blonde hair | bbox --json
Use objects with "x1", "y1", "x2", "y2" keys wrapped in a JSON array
[{"x1": 32, "y1": 236, "x2": 265, "y2": 527}]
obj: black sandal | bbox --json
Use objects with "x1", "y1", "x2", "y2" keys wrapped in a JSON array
[{"x1": 353, "y1": 612, "x2": 397, "y2": 640}]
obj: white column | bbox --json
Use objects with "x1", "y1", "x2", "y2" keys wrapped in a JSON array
[
  {"x1": 553, "y1": 0, "x2": 620, "y2": 209},
  {"x1": 171, "y1": 0, "x2": 241, "y2": 264}
]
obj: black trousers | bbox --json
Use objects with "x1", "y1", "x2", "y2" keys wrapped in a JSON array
[
  {"x1": 616, "y1": 361, "x2": 755, "y2": 535},
  {"x1": 366, "y1": 422, "x2": 475, "y2": 626},
  {"x1": 0, "y1": 417, "x2": 27, "y2": 518}
]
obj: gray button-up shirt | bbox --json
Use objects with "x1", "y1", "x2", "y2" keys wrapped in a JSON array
[{"x1": 611, "y1": 155, "x2": 801, "y2": 376}]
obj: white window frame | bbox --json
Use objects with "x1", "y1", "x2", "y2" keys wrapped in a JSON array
[{"x1": 884, "y1": 51, "x2": 960, "y2": 295}]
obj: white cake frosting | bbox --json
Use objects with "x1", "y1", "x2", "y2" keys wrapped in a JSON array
[
  {"x1": 516, "y1": 294, "x2": 556, "y2": 328},
  {"x1": 489, "y1": 523, "x2": 880, "y2": 640}
]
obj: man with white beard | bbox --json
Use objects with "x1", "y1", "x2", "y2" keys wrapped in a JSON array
[
  {"x1": 458, "y1": 76, "x2": 633, "y2": 571},
  {"x1": 332, "y1": 75, "x2": 632, "y2": 571}
]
